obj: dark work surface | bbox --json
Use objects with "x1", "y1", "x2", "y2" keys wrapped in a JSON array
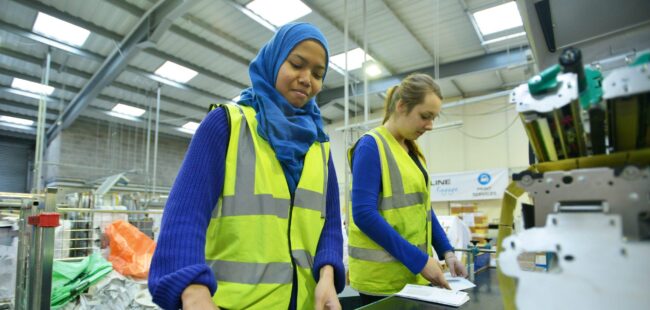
[{"x1": 357, "y1": 268, "x2": 503, "y2": 310}]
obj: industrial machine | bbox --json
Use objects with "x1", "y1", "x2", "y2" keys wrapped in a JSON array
[{"x1": 497, "y1": 48, "x2": 650, "y2": 309}]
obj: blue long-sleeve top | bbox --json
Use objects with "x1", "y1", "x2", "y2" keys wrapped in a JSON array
[
  {"x1": 148, "y1": 108, "x2": 345, "y2": 310},
  {"x1": 351, "y1": 135, "x2": 453, "y2": 275}
]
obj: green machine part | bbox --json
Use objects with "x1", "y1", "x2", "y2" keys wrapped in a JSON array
[
  {"x1": 527, "y1": 64, "x2": 561, "y2": 95},
  {"x1": 582, "y1": 67, "x2": 606, "y2": 154}
]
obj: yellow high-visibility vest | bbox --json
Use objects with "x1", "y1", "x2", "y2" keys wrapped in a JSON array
[
  {"x1": 348, "y1": 126, "x2": 432, "y2": 295},
  {"x1": 206, "y1": 104, "x2": 330, "y2": 309}
]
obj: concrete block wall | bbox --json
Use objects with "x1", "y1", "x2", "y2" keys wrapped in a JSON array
[{"x1": 44, "y1": 118, "x2": 190, "y2": 189}]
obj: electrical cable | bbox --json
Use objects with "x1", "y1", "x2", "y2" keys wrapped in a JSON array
[{"x1": 454, "y1": 113, "x2": 519, "y2": 140}]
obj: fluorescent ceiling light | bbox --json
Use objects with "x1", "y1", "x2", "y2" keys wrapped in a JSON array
[
  {"x1": 0, "y1": 115, "x2": 34, "y2": 126},
  {"x1": 11, "y1": 78, "x2": 55, "y2": 95},
  {"x1": 105, "y1": 111, "x2": 140, "y2": 122},
  {"x1": 32, "y1": 12, "x2": 91, "y2": 46},
  {"x1": 481, "y1": 31, "x2": 526, "y2": 45},
  {"x1": 111, "y1": 103, "x2": 145, "y2": 117},
  {"x1": 246, "y1": 0, "x2": 311, "y2": 27},
  {"x1": 182, "y1": 121, "x2": 200, "y2": 131},
  {"x1": 473, "y1": 2, "x2": 523, "y2": 36},
  {"x1": 330, "y1": 48, "x2": 374, "y2": 71},
  {"x1": 365, "y1": 63, "x2": 382, "y2": 77},
  {"x1": 154, "y1": 61, "x2": 198, "y2": 83},
  {"x1": 178, "y1": 121, "x2": 200, "y2": 135}
]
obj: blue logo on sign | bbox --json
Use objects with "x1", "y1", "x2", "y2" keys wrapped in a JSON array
[{"x1": 478, "y1": 173, "x2": 491, "y2": 185}]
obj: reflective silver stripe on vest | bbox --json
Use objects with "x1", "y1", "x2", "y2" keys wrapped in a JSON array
[
  {"x1": 292, "y1": 249, "x2": 314, "y2": 269},
  {"x1": 294, "y1": 188, "x2": 324, "y2": 213},
  {"x1": 378, "y1": 193, "x2": 424, "y2": 210},
  {"x1": 293, "y1": 143, "x2": 327, "y2": 217},
  {"x1": 349, "y1": 243, "x2": 429, "y2": 262},
  {"x1": 221, "y1": 194, "x2": 290, "y2": 218},
  {"x1": 371, "y1": 130, "x2": 425, "y2": 211},
  {"x1": 214, "y1": 105, "x2": 290, "y2": 219},
  {"x1": 208, "y1": 260, "x2": 293, "y2": 284}
]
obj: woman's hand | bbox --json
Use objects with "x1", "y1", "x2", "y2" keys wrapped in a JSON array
[
  {"x1": 315, "y1": 265, "x2": 341, "y2": 310},
  {"x1": 420, "y1": 257, "x2": 451, "y2": 289},
  {"x1": 181, "y1": 284, "x2": 218, "y2": 310},
  {"x1": 444, "y1": 251, "x2": 468, "y2": 278}
]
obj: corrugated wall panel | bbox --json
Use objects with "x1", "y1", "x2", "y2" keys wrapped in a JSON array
[{"x1": 0, "y1": 139, "x2": 33, "y2": 192}]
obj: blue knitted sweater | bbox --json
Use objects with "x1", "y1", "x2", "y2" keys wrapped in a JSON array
[{"x1": 351, "y1": 135, "x2": 453, "y2": 275}]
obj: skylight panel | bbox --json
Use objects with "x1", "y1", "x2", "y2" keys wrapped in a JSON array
[
  {"x1": 11, "y1": 78, "x2": 55, "y2": 95},
  {"x1": 111, "y1": 103, "x2": 145, "y2": 117},
  {"x1": 473, "y1": 2, "x2": 523, "y2": 36},
  {"x1": 246, "y1": 0, "x2": 312, "y2": 27},
  {"x1": 178, "y1": 121, "x2": 200, "y2": 135},
  {"x1": 32, "y1": 12, "x2": 91, "y2": 46},
  {"x1": 330, "y1": 48, "x2": 375, "y2": 71},
  {"x1": 0, "y1": 115, "x2": 34, "y2": 126},
  {"x1": 154, "y1": 61, "x2": 198, "y2": 84}
]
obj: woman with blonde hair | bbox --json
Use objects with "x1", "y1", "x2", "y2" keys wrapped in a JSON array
[{"x1": 348, "y1": 73, "x2": 467, "y2": 305}]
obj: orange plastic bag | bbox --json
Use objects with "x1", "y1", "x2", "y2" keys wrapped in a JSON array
[{"x1": 104, "y1": 220, "x2": 156, "y2": 279}]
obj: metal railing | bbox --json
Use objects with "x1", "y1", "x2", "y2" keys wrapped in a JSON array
[{"x1": 1, "y1": 189, "x2": 164, "y2": 309}]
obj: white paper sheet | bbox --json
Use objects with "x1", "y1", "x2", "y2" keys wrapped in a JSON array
[
  {"x1": 445, "y1": 275, "x2": 476, "y2": 291},
  {"x1": 395, "y1": 284, "x2": 470, "y2": 307}
]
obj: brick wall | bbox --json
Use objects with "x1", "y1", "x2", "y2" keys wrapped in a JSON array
[{"x1": 44, "y1": 118, "x2": 190, "y2": 189}]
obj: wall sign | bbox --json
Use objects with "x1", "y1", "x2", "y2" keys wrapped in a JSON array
[{"x1": 430, "y1": 168, "x2": 509, "y2": 201}]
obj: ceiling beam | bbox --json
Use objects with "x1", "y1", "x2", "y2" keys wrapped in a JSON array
[
  {"x1": 317, "y1": 47, "x2": 530, "y2": 105},
  {"x1": 0, "y1": 21, "x2": 229, "y2": 104},
  {"x1": 144, "y1": 48, "x2": 247, "y2": 89},
  {"x1": 17, "y1": 0, "x2": 191, "y2": 142},
  {"x1": 0, "y1": 20, "x2": 102, "y2": 61},
  {"x1": 457, "y1": 0, "x2": 488, "y2": 52},
  {"x1": 0, "y1": 46, "x2": 206, "y2": 118},
  {"x1": 11, "y1": 0, "x2": 247, "y2": 91},
  {"x1": 0, "y1": 84, "x2": 195, "y2": 140},
  {"x1": 222, "y1": 0, "x2": 357, "y2": 80},
  {"x1": 379, "y1": 0, "x2": 435, "y2": 61},
  {"x1": 301, "y1": 1, "x2": 397, "y2": 74},
  {"x1": 450, "y1": 79, "x2": 466, "y2": 98},
  {"x1": 13, "y1": 0, "x2": 122, "y2": 41},
  {"x1": 495, "y1": 69, "x2": 505, "y2": 87},
  {"x1": 0, "y1": 122, "x2": 37, "y2": 137},
  {"x1": 332, "y1": 102, "x2": 359, "y2": 114},
  {"x1": 168, "y1": 25, "x2": 250, "y2": 66},
  {"x1": 0, "y1": 86, "x2": 61, "y2": 105},
  {"x1": 0, "y1": 106, "x2": 56, "y2": 124},
  {"x1": 0, "y1": 98, "x2": 59, "y2": 121},
  {"x1": 182, "y1": 14, "x2": 258, "y2": 54},
  {"x1": 107, "y1": 0, "x2": 258, "y2": 55},
  {"x1": 0, "y1": 68, "x2": 200, "y2": 127}
]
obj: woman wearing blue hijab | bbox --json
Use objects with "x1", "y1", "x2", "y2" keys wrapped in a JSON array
[{"x1": 149, "y1": 23, "x2": 344, "y2": 310}]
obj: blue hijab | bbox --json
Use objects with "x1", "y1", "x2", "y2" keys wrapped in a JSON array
[{"x1": 238, "y1": 23, "x2": 329, "y2": 195}]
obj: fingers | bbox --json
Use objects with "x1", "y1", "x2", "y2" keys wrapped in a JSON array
[
  {"x1": 454, "y1": 261, "x2": 468, "y2": 278},
  {"x1": 325, "y1": 299, "x2": 342, "y2": 310},
  {"x1": 437, "y1": 275, "x2": 452, "y2": 290}
]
